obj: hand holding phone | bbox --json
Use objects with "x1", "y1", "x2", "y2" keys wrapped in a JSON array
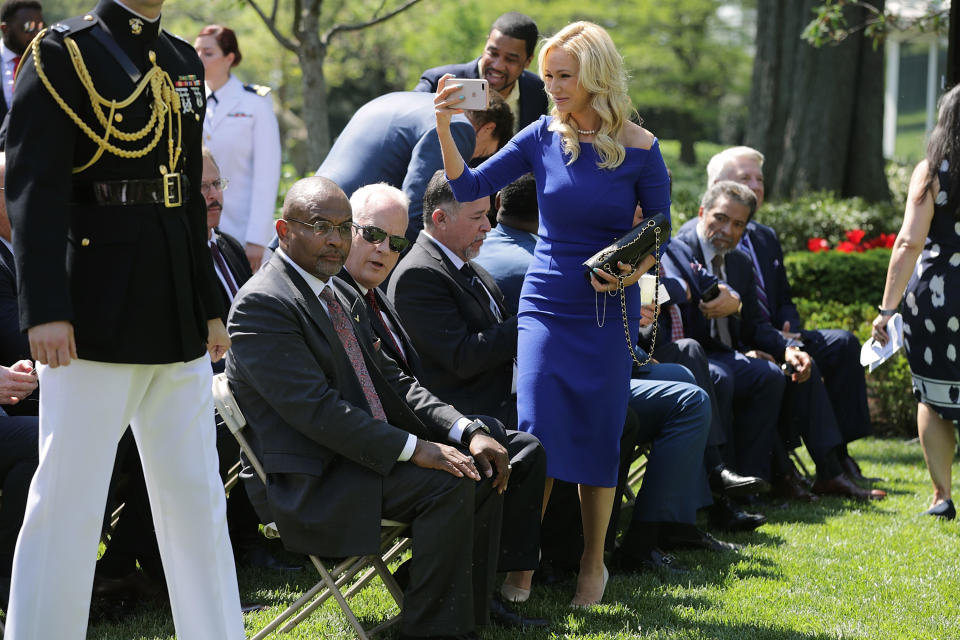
[{"x1": 453, "y1": 78, "x2": 489, "y2": 110}]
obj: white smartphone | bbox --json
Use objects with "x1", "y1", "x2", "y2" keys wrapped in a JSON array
[{"x1": 455, "y1": 78, "x2": 489, "y2": 110}]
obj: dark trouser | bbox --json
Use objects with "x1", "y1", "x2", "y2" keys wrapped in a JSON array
[
  {"x1": 0, "y1": 414, "x2": 38, "y2": 606},
  {"x1": 707, "y1": 351, "x2": 785, "y2": 481},
  {"x1": 778, "y1": 360, "x2": 844, "y2": 479},
  {"x1": 482, "y1": 419, "x2": 545, "y2": 572},
  {"x1": 381, "y1": 463, "x2": 503, "y2": 636},
  {"x1": 801, "y1": 329, "x2": 873, "y2": 443},
  {"x1": 652, "y1": 338, "x2": 728, "y2": 448}
]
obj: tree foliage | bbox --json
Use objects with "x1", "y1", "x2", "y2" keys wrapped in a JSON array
[{"x1": 803, "y1": 0, "x2": 949, "y2": 46}]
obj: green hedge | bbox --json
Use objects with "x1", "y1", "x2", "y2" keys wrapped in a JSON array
[
  {"x1": 793, "y1": 274, "x2": 916, "y2": 438},
  {"x1": 785, "y1": 249, "x2": 891, "y2": 306}
]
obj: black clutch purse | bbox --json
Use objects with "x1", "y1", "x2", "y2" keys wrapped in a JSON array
[
  {"x1": 583, "y1": 213, "x2": 671, "y2": 367},
  {"x1": 582, "y1": 213, "x2": 671, "y2": 281}
]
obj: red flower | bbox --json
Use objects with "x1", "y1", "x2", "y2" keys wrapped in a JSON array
[
  {"x1": 881, "y1": 233, "x2": 896, "y2": 248},
  {"x1": 835, "y1": 240, "x2": 857, "y2": 253},
  {"x1": 845, "y1": 229, "x2": 866, "y2": 245},
  {"x1": 807, "y1": 237, "x2": 829, "y2": 252}
]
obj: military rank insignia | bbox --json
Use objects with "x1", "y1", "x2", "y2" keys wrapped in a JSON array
[
  {"x1": 175, "y1": 75, "x2": 205, "y2": 115},
  {"x1": 129, "y1": 17, "x2": 143, "y2": 34}
]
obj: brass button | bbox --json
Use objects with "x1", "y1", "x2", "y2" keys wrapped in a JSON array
[
  {"x1": 83, "y1": 14, "x2": 93, "y2": 20},
  {"x1": 81, "y1": 238, "x2": 91, "y2": 247},
  {"x1": 159, "y1": 165, "x2": 167, "y2": 174},
  {"x1": 114, "y1": 113, "x2": 122, "y2": 122}
]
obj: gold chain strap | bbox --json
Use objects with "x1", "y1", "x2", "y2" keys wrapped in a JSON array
[
  {"x1": 30, "y1": 29, "x2": 182, "y2": 174},
  {"x1": 617, "y1": 227, "x2": 661, "y2": 368}
]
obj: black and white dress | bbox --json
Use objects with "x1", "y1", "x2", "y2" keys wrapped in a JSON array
[{"x1": 902, "y1": 159, "x2": 960, "y2": 421}]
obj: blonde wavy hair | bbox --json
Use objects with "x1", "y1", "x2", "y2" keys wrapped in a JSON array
[{"x1": 538, "y1": 21, "x2": 635, "y2": 169}]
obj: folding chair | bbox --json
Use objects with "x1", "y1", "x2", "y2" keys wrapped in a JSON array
[{"x1": 212, "y1": 373, "x2": 409, "y2": 640}]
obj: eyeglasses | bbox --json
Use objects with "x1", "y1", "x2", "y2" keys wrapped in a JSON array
[
  {"x1": 200, "y1": 178, "x2": 228, "y2": 195},
  {"x1": 285, "y1": 217, "x2": 354, "y2": 239},
  {"x1": 352, "y1": 223, "x2": 410, "y2": 253},
  {"x1": 17, "y1": 21, "x2": 44, "y2": 33}
]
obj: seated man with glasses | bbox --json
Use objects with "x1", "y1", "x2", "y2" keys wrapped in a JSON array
[
  {"x1": 338, "y1": 182, "x2": 546, "y2": 629},
  {"x1": 0, "y1": 0, "x2": 45, "y2": 141}
]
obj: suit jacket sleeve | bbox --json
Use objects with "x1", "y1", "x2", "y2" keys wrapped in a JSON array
[
  {"x1": 0, "y1": 266, "x2": 28, "y2": 365},
  {"x1": 762, "y1": 226, "x2": 802, "y2": 330},
  {"x1": 729, "y1": 252, "x2": 788, "y2": 357},
  {"x1": 228, "y1": 286, "x2": 409, "y2": 475},
  {"x1": 413, "y1": 74, "x2": 436, "y2": 92},
  {"x1": 7, "y1": 33, "x2": 80, "y2": 330},
  {"x1": 390, "y1": 263, "x2": 517, "y2": 379},
  {"x1": 403, "y1": 121, "x2": 475, "y2": 222}
]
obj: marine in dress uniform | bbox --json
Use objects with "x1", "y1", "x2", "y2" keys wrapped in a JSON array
[{"x1": 3, "y1": 0, "x2": 244, "y2": 638}]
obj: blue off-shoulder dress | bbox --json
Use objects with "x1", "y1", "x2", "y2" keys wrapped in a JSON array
[{"x1": 449, "y1": 116, "x2": 671, "y2": 487}]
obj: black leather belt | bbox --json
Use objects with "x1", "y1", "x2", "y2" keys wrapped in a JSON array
[{"x1": 72, "y1": 175, "x2": 190, "y2": 208}]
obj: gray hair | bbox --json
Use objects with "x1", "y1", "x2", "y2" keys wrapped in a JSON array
[
  {"x1": 706, "y1": 146, "x2": 764, "y2": 187},
  {"x1": 349, "y1": 183, "x2": 410, "y2": 223},
  {"x1": 700, "y1": 180, "x2": 758, "y2": 219}
]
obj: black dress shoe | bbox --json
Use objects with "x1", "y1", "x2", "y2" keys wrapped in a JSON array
[
  {"x1": 839, "y1": 454, "x2": 883, "y2": 484},
  {"x1": 710, "y1": 466, "x2": 771, "y2": 497},
  {"x1": 659, "y1": 525, "x2": 742, "y2": 552},
  {"x1": 771, "y1": 471, "x2": 819, "y2": 502},
  {"x1": 92, "y1": 571, "x2": 161, "y2": 601},
  {"x1": 922, "y1": 499, "x2": 956, "y2": 519},
  {"x1": 489, "y1": 595, "x2": 548, "y2": 629},
  {"x1": 241, "y1": 545, "x2": 304, "y2": 572},
  {"x1": 811, "y1": 474, "x2": 886, "y2": 501},
  {"x1": 613, "y1": 546, "x2": 687, "y2": 574},
  {"x1": 708, "y1": 496, "x2": 766, "y2": 532}
]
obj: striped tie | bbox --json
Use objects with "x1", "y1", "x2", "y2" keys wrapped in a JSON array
[
  {"x1": 739, "y1": 234, "x2": 772, "y2": 323},
  {"x1": 320, "y1": 287, "x2": 387, "y2": 421}
]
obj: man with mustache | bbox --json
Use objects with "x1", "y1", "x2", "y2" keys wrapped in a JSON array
[
  {"x1": 676, "y1": 182, "x2": 885, "y2": 501},
  {"x1": 389, "y1": 170, "x2": 518, "y2": 428},
  {"x1": 226, "y1": 175, "x2": 510, "y2": 640}
]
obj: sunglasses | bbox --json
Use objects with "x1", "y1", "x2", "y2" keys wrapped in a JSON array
[{"x1": 352, "y1": 223, "x2": 410, "y2": 253}]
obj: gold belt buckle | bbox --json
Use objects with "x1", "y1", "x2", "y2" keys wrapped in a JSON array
[{"x1": 163, "y1": 172, "x2": 182, "y2": 208}]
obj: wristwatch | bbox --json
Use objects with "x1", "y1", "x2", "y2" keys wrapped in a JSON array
[
  {"x1": 461, "y1": 419, "x2": 491, "y2": 445},
  {"x1": 877, "y1": 306, "x2": 896, "y2": 317}
]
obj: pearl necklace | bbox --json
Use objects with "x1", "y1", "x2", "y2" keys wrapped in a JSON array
[{"x1": 577, "y1": 128, "x2": 597, "y2": 135}]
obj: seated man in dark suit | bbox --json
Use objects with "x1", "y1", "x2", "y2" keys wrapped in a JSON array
[
  {"x1": 677, "y1": 181, "x2": 884, "y2": 501},
  {"x1": 317, "y1": 91, "x2": 513, "y2": 243},
  {"x1": 228, "y1": 176, "x2": 512, "y2": 640},
  {"x1": 389, "y1": 171, "x2": 518, "y2": 427},
  {"x1": 707, "y1": 146, "x2": 875, "y2": 483},
  {"x1": 0, "y1": 361, "x2": 38, "y2": 610},
  {"x1": 339, "y1": 182, "x2": 546, "y2": 629},
  {"x1": 414, "y1": 12, "x2": 548, "y2": 133}
]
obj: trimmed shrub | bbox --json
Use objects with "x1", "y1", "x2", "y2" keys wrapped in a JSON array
[
  {"x1": 755, "y1": 193, "x2": 902, "y2": 253},
  {"x1": 785, "y1": 249, "x2": 891, "y2": 306},
  {"x1": 794, "y1": 296, "x2": 916, "y2": 437}
]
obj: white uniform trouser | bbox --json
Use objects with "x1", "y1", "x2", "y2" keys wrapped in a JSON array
[{"x1": 5, "y1": 356, "x2": 244, "y2": 640}]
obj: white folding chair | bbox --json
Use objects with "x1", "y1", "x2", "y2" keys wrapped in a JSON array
[
  {"x1": 212, "y1": 373, "x2": 409, "y2": 640},
  {"x1": 623, "y1": 443, "x2": 651, "y2": 505}
]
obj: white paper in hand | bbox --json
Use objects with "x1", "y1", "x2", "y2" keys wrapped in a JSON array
[{"x1": 860, "y1": 313, "x2": 904, "y2": 372}]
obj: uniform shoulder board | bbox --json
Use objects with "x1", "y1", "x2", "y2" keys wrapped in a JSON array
[
  {"x1": 50, "y1": 14, "x2": 100, "y2": 36},
  {"x1": 243, "y1": 83, "x2": 271, "y2": 97}
]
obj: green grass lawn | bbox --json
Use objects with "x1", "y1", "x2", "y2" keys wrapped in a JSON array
[{"x1": 81, "y1": 437, "x2": 959, "y2": 639}]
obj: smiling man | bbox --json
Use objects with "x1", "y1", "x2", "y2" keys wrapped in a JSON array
[{"x1": 414, "y1": 12, "x2": 547, "y2": 132}]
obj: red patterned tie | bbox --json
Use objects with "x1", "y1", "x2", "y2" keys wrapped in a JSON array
[
  {"x1": 659, "y1": 262, "x2": 685, "y2": 341},
  {"x1": 319, "y1": 287, "x2": 387, "y2": 421},
  {"x1": 365, "y1": 289, "x2": 406, "y2": 367}
]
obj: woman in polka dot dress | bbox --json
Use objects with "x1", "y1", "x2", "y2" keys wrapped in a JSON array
[{"x1": 873, "y1": 84, "x2": 960, "y2": 520}]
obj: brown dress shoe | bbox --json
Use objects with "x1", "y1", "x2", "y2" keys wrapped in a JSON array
[
  {"x1": 839, "y1": 455, "x2": 883, "y2": 484},
  {"x1": 811, "y1": 474, "x2": 886, "y2": 501},
  {"x1": 771, "y1": 472, "x2": 819, "y2": 502}
]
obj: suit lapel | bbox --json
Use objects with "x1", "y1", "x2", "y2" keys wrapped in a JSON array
[
  {"x1": 472, "y1": 262, "x2": 509, "y2": 319},
  {"x1": 419, "y1": 234, "x2": 495, "y2": 318}
]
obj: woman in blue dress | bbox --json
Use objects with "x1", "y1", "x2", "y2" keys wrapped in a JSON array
[
  {"x1": 874, "y1": 84, "x2": 960, "y2": 520},
  {"x1": 435, "y1": 21, "x2": 670, "y2": 605}
]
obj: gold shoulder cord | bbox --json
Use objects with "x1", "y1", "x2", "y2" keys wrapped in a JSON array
[{"x1": 29, "y1": 28, "x2": 182, "y2": 175}]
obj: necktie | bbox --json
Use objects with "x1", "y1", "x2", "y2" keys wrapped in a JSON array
[
  {"x1": 209, "y1": 241, "x2": 239, "y2": 297},
  {"x1": 11, "y1": 55, "x2": 20, "y2": 86},
  {"x1": 365, "y1": 289, "x2": 406, "y2": 366},
  {"x1": 739, "y1": 234, "x2": 772, "y2": 323},
  {"x1": 208, "y1": 91, "x2": 218, "y2": 104},
  {"x1": 461, "y1": 263, "x2": 502, "y2": 322},
  {"x1": 319, "y1": 287, "x2": 387, "y2": 421},
  {"x1": 710, "y1": 254, "x2": 733, "y2": 348},
  {"x1": 659, "y1": 262, "x2": 684, "y2": 342}
]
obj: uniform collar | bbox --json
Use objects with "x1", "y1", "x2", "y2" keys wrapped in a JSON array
[
  {"x1": 96, "y1": 0, "x2": 161, "y2": 45},
  {"x1": 206, "y1": 73, "x2": 241, "y2": 99},
  {"x1": 0, "y1": 41, "x2": 16, "y2": 63}
]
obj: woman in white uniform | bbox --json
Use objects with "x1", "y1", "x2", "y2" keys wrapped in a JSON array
[{"x1": 195, "y1": 25, "x2": 281, "y2": 271}]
